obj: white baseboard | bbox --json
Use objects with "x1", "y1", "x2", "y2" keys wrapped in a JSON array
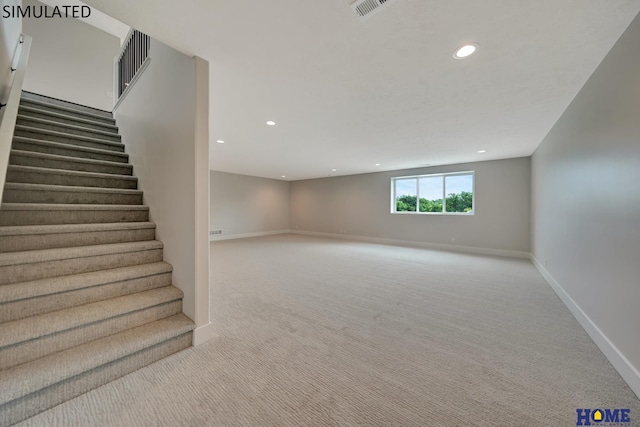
[
  {"x1": 290, "y1": 230, "x2": 530, "y2": 259},
  {"x1": 209, "y1": 230, "x2": 290, "y2": 242},
  {"x1": 192, "y1": 321, "x2": 216, "y2": 346},
  {"x1": 530, "y1": 254, "x2": 640, "y2": 399}
]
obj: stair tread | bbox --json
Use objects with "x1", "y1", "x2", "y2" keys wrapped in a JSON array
[
  {"x1": 17, "y1": 115, "x2": 120, "y2": 138},
  {"x1": 0, "y1": 313, "x2": 194, "y2": 405},
  {"x1": 0, "y1": 286, "x2": 183, "y2": 348},
  {"x1": 10, "y1": 149, "x2": 133, "y2": 169},
  {"x1": 0, "y1": 221, "x2": 155, "y2": 236},
  {"x1": 7, "y1": 165, "x2": 136, "y2": 181},
  {"x1": 0, "y1": 240, "x2": 163, "y2": 267},
  {"x1": 13, "y1": 136, "x2": 128, "y2": 158},
  {"x1": 20, "y1": 96, "x2": 113, "y2": 121},
  {"x1": 19, "y1": 106, "x2": 118, "y2": 130},
  {"x1": 0, "y1": 203, "x2": 148, "y2": 211},
  {"x1": 15, "y1": 125, "x2": 124, "y2": 149},
  {"x1": 0, "y1": 261, "x2": 172, "y2": 303},
  {"x1": 4, "y1": 182, "x2": 143, "y2": 195}
]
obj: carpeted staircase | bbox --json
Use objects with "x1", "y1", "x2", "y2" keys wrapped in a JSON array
[{"x1": 0, "y1": 92, "x2": 195, "y2": 426}]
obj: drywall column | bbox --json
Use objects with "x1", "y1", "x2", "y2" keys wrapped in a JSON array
[
  {"x1": 193, "y1": 56, "x2": 212, "y2": 344},
  {"x1": 531, "y1": 13, "x2": 640, "y2": 397},
  {"x1": 114, "y1": 38, "x2": 213, "y2": 345}
]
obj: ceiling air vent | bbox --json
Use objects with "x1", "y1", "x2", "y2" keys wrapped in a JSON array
[{"x1": 351, "y1": 0, "x2": 398, "y2": 19}]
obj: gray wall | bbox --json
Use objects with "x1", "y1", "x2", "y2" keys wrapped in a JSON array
[
  {"x1": 290, "y1": 157, "x2": 530, "y2": 254},
  {"x1": 531, "y1": 13, "x2": 640, "y2": 395},
  {"x1": 0, "y1": 0, "x2": 22, "y2": 116},
  {"x1": 22, "y1": 0, "x2": 119, "y2": 111},
  {"x1": 114, "y1": 38, "x2": 210, "y2": 330},
  {"x1": 210, "y1": 171, "x2": 290, "y2": 238}
]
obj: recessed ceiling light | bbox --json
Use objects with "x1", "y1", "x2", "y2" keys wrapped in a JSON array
[
  {"x1": 281, "y1": 175, "x2": 286, "y2": 178},
  {"x1": 331, "y1": 168, "x2": 337, "y2": 172},
  {"x1": 375, "y1": 163, "x2": 381, "y2": 166},
  {"x1": 216, "y1": 140, "x2": 225, "y2": 144},
  {"x1": 478, "y1": 150, "x2": 487, "y2": 153},
  {"x1": 453, "y1": 43, "x2": 479, "y2": 59},
  {"x1": 266, "y1": 121, "x2": 276, "y2": 126}
]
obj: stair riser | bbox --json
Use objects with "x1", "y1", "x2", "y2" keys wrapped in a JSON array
[
  {"x1": 10, "y1": 152, "x2": 132, "y2": 175},
  {"x1": 0, "y1": 228, "x2": 155, "y2": 252},
  {"x1": 12, "y1": 140, "x2": 128, "y2": 163},
  {"x1": 0, "y1": 332, "x2": 192, "y2": 427},
  {"x1": 19, "y1": 100, "x2": 116, "y2": 125},
  {"x1": 0, "y1": 248, "x2": 163, "y2": 285},
  {"x1": 20, "y1": 94, "x2": 114, "y2": 120},
  {"x1": 0, "y1": 273, "x2": 172, "y2": 323},
  {"x1": 0, "y1": 300, "x2": 182, "y2": 370},
  {"x1": 2, "y1": 188, "x2": 143, "y2": 205},
  {"x1": 0, "y1": 208, "x2": 149, "y2": 226},
  {"x1": 17, "y1": 118, "x2": 121, "y2": 142},
  {"x1": 6, "y1": 169, "x2": 138, "y2": 190},
  {"x1": 18, "y1": 109, "x2": 118, "y2": 133},
  {"x1": 14, "y1": 128, "x2": 124, "y2": 152}
]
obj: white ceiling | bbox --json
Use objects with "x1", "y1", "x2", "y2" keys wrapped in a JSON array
[{"x1": 81, "y1": 0, "x2": 640, "y2": 181}]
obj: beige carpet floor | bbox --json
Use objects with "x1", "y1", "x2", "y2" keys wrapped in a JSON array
[{"x1": 16, "y1": 234, "x2": 640, "y2": 426}]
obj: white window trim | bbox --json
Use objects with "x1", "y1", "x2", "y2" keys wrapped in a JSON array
[{"x1": 390, "y1": 171, "x2": 475, "y2": 215}]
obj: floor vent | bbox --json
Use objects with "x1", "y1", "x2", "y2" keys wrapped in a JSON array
[{"x1": 351, "y1": 0, "x2": 398, "y2": 19}]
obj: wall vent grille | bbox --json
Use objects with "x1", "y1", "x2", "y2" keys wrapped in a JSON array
[
  {"x1": 351, "y1": 0, "x2": 398, "y2": 19},
  {"x1": 210, "y1": 229, "x2": 223, "y2": 235}
]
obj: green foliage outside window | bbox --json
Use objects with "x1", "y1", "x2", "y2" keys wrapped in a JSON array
[{"x1": 395, "y1": 192, "x2": 472, "y2": 213}]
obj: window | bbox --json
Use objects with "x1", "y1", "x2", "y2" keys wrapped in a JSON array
[{"x1": 391, "y1": 171, "x2": 474, "y2": 215}]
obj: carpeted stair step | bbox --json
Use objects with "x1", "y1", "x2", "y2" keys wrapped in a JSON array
[
  {"x1": 0, "y1": 286, "x2": 184, "y2": 370},
  {"x1": 0, "y1": 262, "x2": 173, "y2": 323},
  {"x1": 0, "y1": 314, "x2": 194, "y2": 426},
  {"x1": 0, "y1": 203, "x2": 149, "y2": 226},
  {"x1": 6, "y1": 165, "x2": 137, "y2": 189},
  {"x1": 13, "y1": 126, "x2": 124, "y2": 152},
  {"x1": 21, "y1": 91, "x2": 114, "y2": 120},
  {"x1": 16, "y1": 115, "x2": 120, "y2": 142},
  {"x1": 0, "y1": 222, "x2": 155, "y2": 252},
  {"x1": 10, "y1": 150, "x2": 133, "y2": 175},
  {"x1": 18, "y1": 105, "x2": 118, "y2": 133},
  {"x1": 0, "y1": 240, "x2": 164, "y2": 285},
  {"x1": 2, "y1": 183, "x2": 143, "y2": 205},
  {"x1": 12, "y1": 137, "x2": 129, "y2": 163}
]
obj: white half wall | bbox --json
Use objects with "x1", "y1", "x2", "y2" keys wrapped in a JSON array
[
  {"x1": 113, "y1": 38, "x2": 211, "y2": 343},
  {"x1": 210, "y1": 170, "x2": 290, "y2": 240},
  {"x1": 0, "y1": 0, "x2": 23, "y2": 202},
  {"x1": 290, "y1": 158, "x2": 530, "y2": 254},
  {"x1": 0, "y1": 0, "x2": 22, "y2": 116},
  {"x1": 531, "y1": 12, "x2": 640, "y2": 397},
  {"x1": 22, "y1": 0, "x2": 118, "y2": 111}
]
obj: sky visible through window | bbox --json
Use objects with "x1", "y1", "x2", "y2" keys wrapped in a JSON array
[
  {"x1": 395, "y1": 174, "x2": 472, "y2": 199},
  {"x1": 395, "y1": 179, "x2": 416, "y2": 197}
]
